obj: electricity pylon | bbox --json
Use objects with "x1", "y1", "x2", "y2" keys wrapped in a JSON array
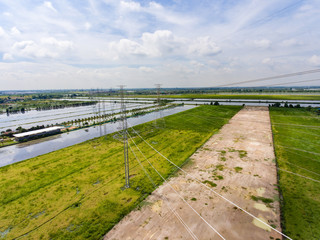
[
  {"x1": 154, "y1": 84, "x2": 165, "y2": 129},
  {"x1": 119, "y1": 85, "x2": 130, "y2": 188}
]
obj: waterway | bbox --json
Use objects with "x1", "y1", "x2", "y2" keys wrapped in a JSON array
[
  {"x1": 0, "y1": 102, "x2": 153, "y2": 132},
  {"x1": 0, "y1": 105, "x2": 194, "y2": 167},
  {"x1": 76, "y1": 97, "x2": 320, "y2": 107}
]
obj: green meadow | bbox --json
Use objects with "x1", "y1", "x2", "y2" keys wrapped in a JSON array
[
  {"x1": 0, "y1": 105, "x2": 240, "y2": 239},
  {"x1": 133, "y1": 94, "x2": 320, "y2": 101},
  {"x1": 270, "y1": 107, "x2": 320, "y2": 240}
]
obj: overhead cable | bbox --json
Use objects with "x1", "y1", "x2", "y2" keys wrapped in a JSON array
[
  {"x1": 128, "y1": 124, "x2": 292, "y2": 240},
  {"x1": 214, "y1": 69, "x2": 320, "y2": 87},
  {"x1": 127, "y1": 133, "x2": 225, "y2": 240},
  {"x1": 128, "y1": 140, "x2": 199, "y2": 240}
]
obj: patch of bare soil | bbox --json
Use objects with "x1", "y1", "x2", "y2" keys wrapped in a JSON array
[{"x1": 104, "y1": 106, "x2": 282, "y2": 240}]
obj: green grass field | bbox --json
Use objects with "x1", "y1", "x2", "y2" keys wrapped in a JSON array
[
  {"x1": 270, "y1": 107, "x2": 320, "y2": 240},
  {"x1": 133, "y1": 94, "x2": 320, "y2": 100},
  {"x1": 0, "y1": 105, "x2": 241, "y2": 239}
]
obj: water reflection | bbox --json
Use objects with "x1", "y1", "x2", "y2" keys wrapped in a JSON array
[
  {"x1": 0, "y1": 102, "x2": 154, "y2": 132},
  {"x1": 0, "y1": 105, "x2": 194, "y2": 167}
]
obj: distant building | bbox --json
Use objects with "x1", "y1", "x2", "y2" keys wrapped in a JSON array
[{"x1": 13, "y1": 126, "x2": 64, "y2": 142}]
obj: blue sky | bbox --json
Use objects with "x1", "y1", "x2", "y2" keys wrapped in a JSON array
[{"x1": 0, "y1": 0, "x2": 320, "y2": 90}]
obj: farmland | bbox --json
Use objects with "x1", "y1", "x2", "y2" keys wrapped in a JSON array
[
  {"x1": 270, "y1": 107, "x2": 320, "y2": 239},
  {"x1": 0, "y1": 105, "x2": 240, "y2": 239},
  {"x1": 0, "y1": 99, "x2": 97, "y2": 114},
  {"x1": 131, "y1": 94, "x2": 320, "y2": 101}
]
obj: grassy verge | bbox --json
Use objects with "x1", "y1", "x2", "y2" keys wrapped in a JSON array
[
  {"x1": 270, "y1": 107, "x2": 320, "y2": 239},
  {"x1": 0, "y1": 140, "x2": 15, "y2": 148},
  {"x1": 0, "y1": 105, "x2": 240, "y2": 239}
]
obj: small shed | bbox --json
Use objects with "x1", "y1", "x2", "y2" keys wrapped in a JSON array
[{"x1": 13, "y1": 126, "x2": 64, "y2": 142}]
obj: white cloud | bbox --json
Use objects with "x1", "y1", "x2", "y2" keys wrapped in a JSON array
[
  {"x1": 106, "y1": 30, "x2": 182, "y2": 59},
  {"x1": 208, "y1": 59, "x2": 221, "y2": 67},
  {"x1": 148, "y1": 2, "x2": 163, "y2": 10},
  {"x1": 3, "y1": 53, "x2": 13, "y2": 60},
  {"x1": 253, "y1": 39, "x2": 271, "y2": 48},
  {"x1": 118, "y1": 0, "x2": 196, "y2": 26},
  {"x1": 11, "y1": 38, "x2": 73, "y2": 59},
  {"x1": 146, "y1": 2, "x2": 196, "y2": 26},
  {"x1": 3, "y1": 12, "x2": 12, "y2": 17},
  {"x1": 40, "y1": 37, "x2": 73, "y2": 50},
  {"x1": 139, "y1": 66, "x2": 155, "y2": 73},
  {"x1": 13, "y1": 40, "x2": 58, "y2": 58},
  {"x1": 309, "y1": 55, "x2": 320, "y2": 66},
  {"x1": 84, "y1": 22, "x2": 91, "y2": 30},
  {"x1": 10, "y1": 27, "x2": 21, "y2": 36},
  {"x1": 109, "y1": 39, "x2": 146, "y2": 59},
  {"x1": 189, "y1": 37, "x2": 221, "y2": 56},
  {"x1": 0, "y1": 26, "x2": 6, "y2": 37},
  {"x1": 120, "y1": 1, "x2": 142, "y2": 11},
  {"x1": 43, "y1": 1, "x2": 57, "y2": 12},
  {"x1": 281, "y1": 38, "x2": 301, "y2": 47},
  {"x1": 141, "y1": 30, "x2": 182, "y2": 57},
  {"x1": 13, "y1": 40, "x2": 34, "y2": 50},
  {"x1": 296, "y1": 4, "x2": 320, "y2": 18},
  {"x1": 0, "y1": 0, "x2": 319, "y2": 89},
  {"x1": 262, "y1": 58, "x2": 274, "y2": 65},
  {"x1": 106, "y1": 30, "x2": 221, "y2": 60}
]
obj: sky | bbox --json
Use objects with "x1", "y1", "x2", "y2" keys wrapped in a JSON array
[{"x1": 0, "y1": 0, "x2": 320, "y2": 90}]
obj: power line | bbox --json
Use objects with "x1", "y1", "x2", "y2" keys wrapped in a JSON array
[
  {"x1": 154, "y1": 84, "x2": 166, "y2": 129},
  {"x1": 179, "y1": 112, "x2": 320, "y2": 130},
  {"x1": 127, "y1": 132, "x2": 224, "y2": 239},
  {"x1": 256, "y1": 78, "x2": 320, "y2": 88},
  {"x1": 167, "y1": 111, "x2": 319, "y2": 157},
  {"x1": 176, "y1": 111, "x2": 320, "y2": 163},
  {"x1": 186, "y1": 110, "x2": 320, "y2": 179},
  {"x1": 14, "y1": 146, "x2": 168, "y2": 239},
  {"x1": 278, "y1": 145, "x2": 320, "y2": 156},
  {"x1": 119, "y1": 85, "x2": 130, "y2": 188},
  {"x1": 214, "y1": 69, "x2": 320, "y2": 87},
  {"x1": 128, "y1": 140, "x2": 199, "y2": 240},
  {"x1": 283, "y1": 162, "x2": 320, "y2": 177},
  {"x1": 284, "y1": 148, "x2": 320, "y2": 164},
  {"x1": 217, "y1": 0, "x2": 304, "y2": 43},
  {"x1": 173, "y1": 110, "x2": 320, "y2": 182},
  {"x1": 242, "y1": 0, "x2": 304, "y2": 31},
  {"x1": 254, "y1": 158, "x2": 320, "y2": 184},
  {"x1": 128, "y1": 124, "x2": 293, "y2": 240},
  {"x1": 278, "y1": 168, "x2": 320, "y2": 183}
]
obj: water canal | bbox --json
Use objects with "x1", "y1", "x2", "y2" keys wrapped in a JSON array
[
  {"x1": 0, "y1": 102, "x2": 153, "y2": 132},
  {"x1": 0, "y1": 105, "x2": 194, "y2": 167}
]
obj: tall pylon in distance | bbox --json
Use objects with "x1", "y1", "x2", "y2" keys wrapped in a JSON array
[
  {"x1": 155, "y1": 84, "x2": 161, "y2": 105},
  {"x1": 119, "y1": 85, "x2": 130, "y2": 188},
  {"x1": 154, "y1": 84, "x2": 165, "y2": 129}
]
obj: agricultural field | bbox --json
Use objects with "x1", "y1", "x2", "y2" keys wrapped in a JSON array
[
  {"x1": 0, "y1": 105, "x2": 240, "y2": 239},
  {"x1": 128, "y1": 93, "x2": 320, "y2": 101},
  {"x1": 0, "y1": 99, "x2": 97, "y2": 114},
  {"x1": 270, "y1": 107, "x2": 320, "y2": 239},
  {"x1": 159, "y1": 94, "x2": 320, "y2": 100}
]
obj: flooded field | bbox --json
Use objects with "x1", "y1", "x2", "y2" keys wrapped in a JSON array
[
  {"x1": 0, "y1": 105, "x2": 194, "y2": 167},
  {"x1": 0, "y1": 102, "x2": 153, "y2": 132},
  {"x1": 71, "y1": 97, "x2": 320, "y2": 107}
]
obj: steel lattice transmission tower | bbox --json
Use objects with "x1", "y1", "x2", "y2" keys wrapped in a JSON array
[
  {"x1": 155, "y1": 84, "x2": 161, "y2": 105},
  {"x1": 154, "y1": 84, "x2": 165, "y2": 129},
  {"x1": 119, "y1": 85, "x2": 130, "y2": 188}
]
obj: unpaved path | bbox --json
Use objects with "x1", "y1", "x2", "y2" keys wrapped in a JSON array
[{"x1": 104, "y1": 106, "x2": 282, "y2": 240}]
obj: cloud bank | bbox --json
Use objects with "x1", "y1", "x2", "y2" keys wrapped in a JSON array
[{"x1": 0, "y1": 0, "x2": 319, "y2": 89}]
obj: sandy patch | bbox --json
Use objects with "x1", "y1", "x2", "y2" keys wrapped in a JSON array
[
  {"x1": 104, "y1": 106, "x2": 282, "y2": 240},
  {"x1": 253, "y1": 216, "x2": 272, "y2": 231},
  {"x1": 152, "y1": 200, "x2": 163, "y2": 215},
  {"x1": 254, "y1": 203, "x2": 270, "y2": 212}
]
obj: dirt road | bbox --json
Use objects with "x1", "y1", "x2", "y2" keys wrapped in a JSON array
[{"x1": 104, "y1": 106, "x2": 282, "y2": 240}]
